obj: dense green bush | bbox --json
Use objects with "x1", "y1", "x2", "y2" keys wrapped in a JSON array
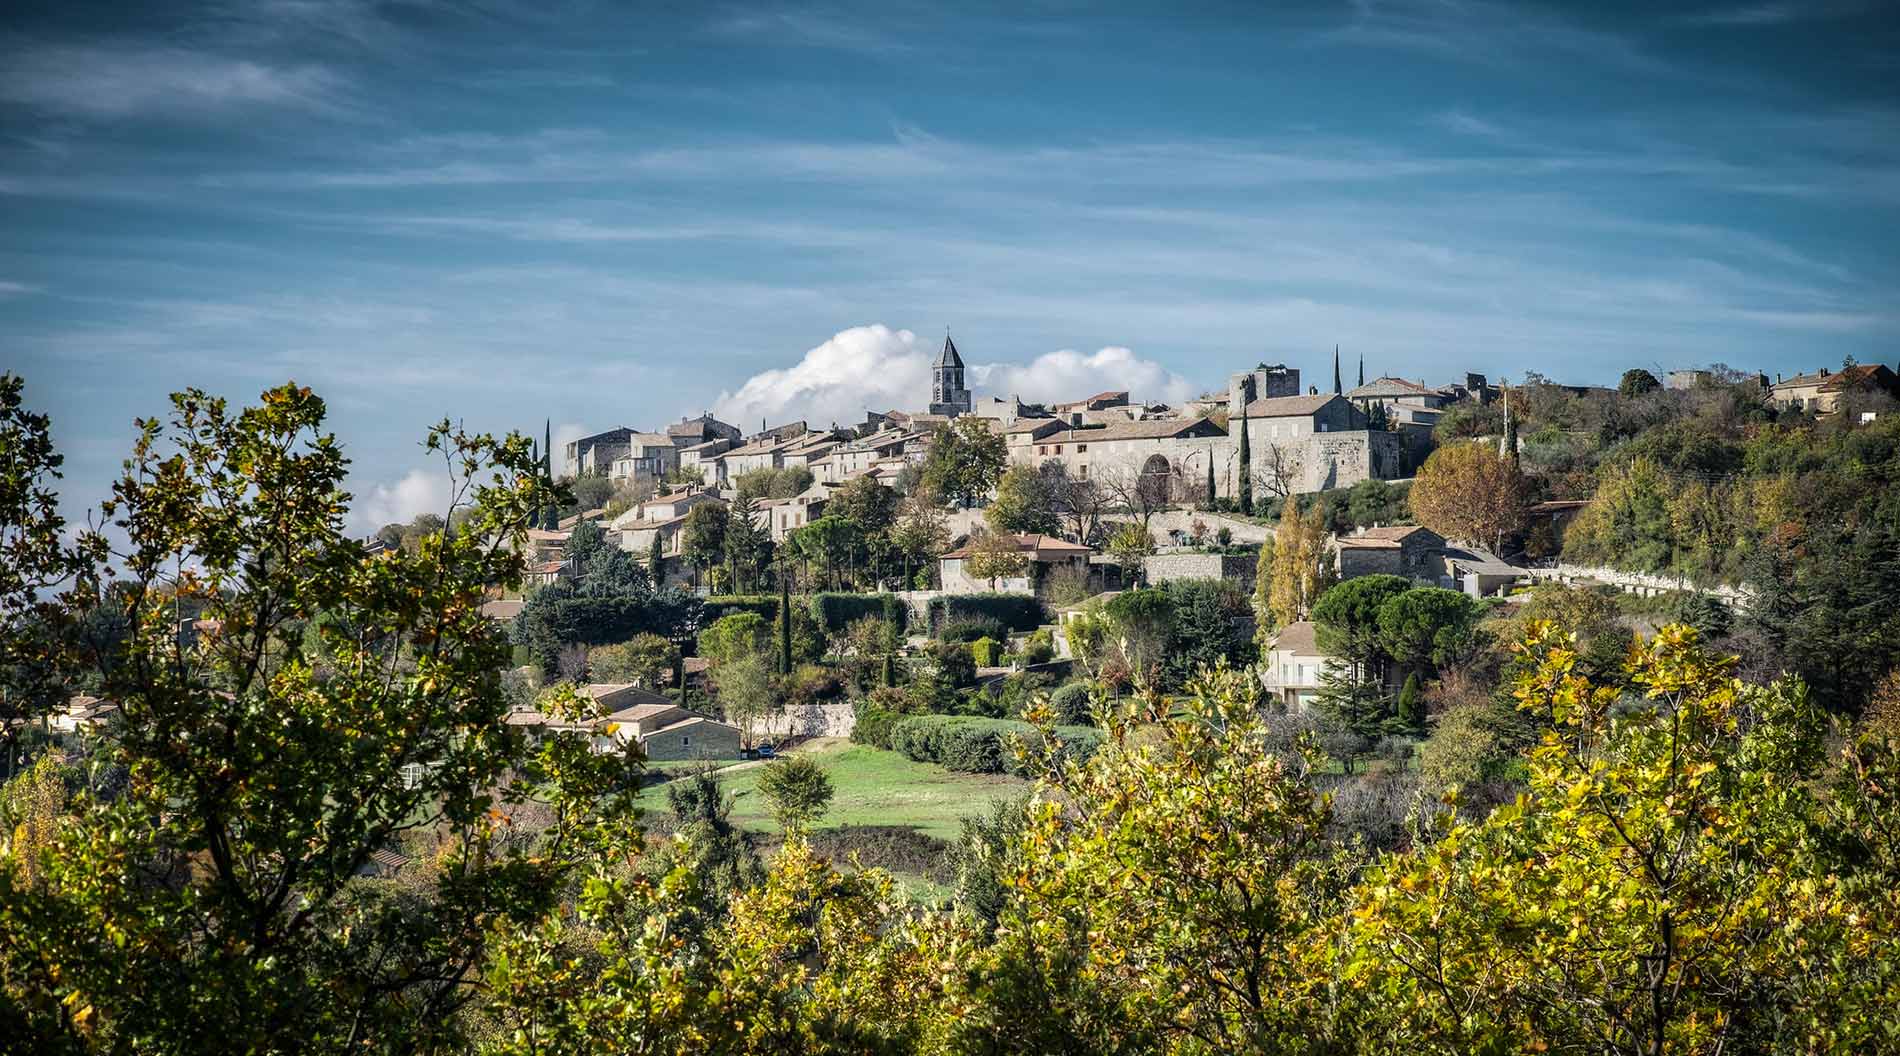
[
  {"x1": 1049, "y1": 681, "x2": 1094, "y2": 725},
  {"x1": 886, "y1": 714, "x2": 1100, "y2": 774},
  {"x1": 937, "y1": 616, "x2": 1008, "y2": 643},
  {"x1": 850, "y1": 707, "x2": 902, "y2": 750},
  {"x1": 927, "y1": 593, "x2": 1047, "y2": 633},
  {"x1": 700, "y1": 595, "x2": 779, "y2": 625},
  {"x1": 1020, "y1": 627, "x2": 1056, "y2": 665},
  {"x1": 809, "y1": 592, "x2": 908, "y2": 633},
  {"x1": 970, "y1": 636, "x2": 1001, "y2": 668}
]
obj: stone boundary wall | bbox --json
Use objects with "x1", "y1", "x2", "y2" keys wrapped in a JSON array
[
  {"x1": 1525, "y1": 563, "x2": 1751, "y2": 605},
  {"x1": 755, "y1": 702, "x2": 856, "y2": 742},
  {"x1": 1143, "y1": 551, "x2": 1256, "y2": 588}
]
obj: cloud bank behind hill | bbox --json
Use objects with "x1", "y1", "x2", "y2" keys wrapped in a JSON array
[{"x1": 710, "y1": 324, "x2": 1200, "y2": 430}]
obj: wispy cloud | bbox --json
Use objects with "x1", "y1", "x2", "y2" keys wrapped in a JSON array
[
  {"x1": 0, "y1": 45, "x2": 344, "y2": 119},
  {"x1": 0, "y1": 280, "x2": 42, "y2": 297},
  {"x1": 705, "y1": 6, "x2": 916, "y2": 54},
  {"x1": 1669, "y1": 2, "x2": 1873, "y2": 27}
]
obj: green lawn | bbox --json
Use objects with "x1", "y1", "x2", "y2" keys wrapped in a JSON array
[{"x1": 636, "y1": 738, "x2": 1031, "y2": 841}]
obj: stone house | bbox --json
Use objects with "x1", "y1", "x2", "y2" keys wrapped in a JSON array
[
  {"x1": 607, "y1": 432, "x2": 682, "y2": 486},
  {"x1": 1009, "y1": 417, "x2": 1230, "y2": 501},
  {"x1": 1335, "y1": 525, "x2": 1446, "y2": 582},
  {"x1": 592, "y1": 693, "x2": 746, "y2": 760},
  {"x1": 1770, "y1": 364, "x2": 1900, "y2": 415},
  {"x1": 667, "y1": 413, "x2": 742, "y2": 448},
  {"x1": 564, "y1": 427, "x2": 636, "y2": 478},
  {"x1": 679, "y1": 438, "x2": 734, "y2": 484},
  {"x1": 608, "y1": 490, "x2": 726, "y2": 562},
  {"x1": 939, "y1": 533, "x2": 1094, "y2": 595},
  {"x1": 752, "y1": 492, "x2": 828, "y2": 543}
]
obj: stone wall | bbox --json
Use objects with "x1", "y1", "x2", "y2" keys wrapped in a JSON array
[
  {"x1": 1143, "y1": 551, "x2": 1257, "y2": 590},
  {"x1": 755, "y1": 703, "x2": 857, "y2": 742},
  {"x1": 1525, "y1": 564, "x2": 1751, "y2": 605}
]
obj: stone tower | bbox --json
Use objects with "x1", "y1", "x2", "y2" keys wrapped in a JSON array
[{"x1": 930, "y1": 333, "x2": 972, "y2": 416}]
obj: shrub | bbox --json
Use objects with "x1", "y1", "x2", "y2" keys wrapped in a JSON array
[
  {"x1": 804, "y1": 825, "x2": 953, "y2": 882},
  {"x1": 1020, "y1": 628, "x2": 1055, "y2": 666},
  {"x1": 885, "y1": 714, "x2": 1101, "y2": 775},
  {"x1": 784, "y1": 664, "x2": 846, "y2": 706},
  {"x1": 700, "y1": 595, "x2": 780, "y2": 625},
  {"x1": 927, "y1": 593, "x2": 1047, "y2": 634},
  {"x1": 1049, "y1": 682, "x2": 1094, "y2": 725},
  {"x1": 850, "y1": 707, "x2": 903, "y2": 750},
  {"x1": 810, "y1": 592, "x2": 908, "y2": 634},
  {"x1": 970, "y1": 636, "x2": 1001, "y2": 668},
  {"x1": 938, "y1": 616, "x2": 1008, "y2": 644}
]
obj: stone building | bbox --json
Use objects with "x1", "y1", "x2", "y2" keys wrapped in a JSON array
[
  {"x1": 1335, "y1": 525, "x2": 1446, "y2": 581},
  {"x1": 1009, "y1": 417, "x2": 1230, "y2": 500},
  {"x1": 929, "y1": 334, "x2": 973, "y2": 417},
  {"x1": 938, "y1": 533, "x2": 1094, "y2": 595},
  {"x1": 564, "y1": 427, "x2": 635, "y2": 478},
  {"x1": 599, "y1": 697, "x2": 744, "y2": 759},
  {"x1": 1237, "y1": 393, "x2": 1401, "y2": 496},
  {"x1": 1770, "y1": 364, "x2": 1900, "y2": 414}
]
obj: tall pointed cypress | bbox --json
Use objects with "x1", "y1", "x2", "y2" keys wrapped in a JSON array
[
  {"x1": 1237, "y1": 413, "x2": 1253, "y2": 516},
  {"x1": 1332, "y1": 345, "x2": 1342, "y2": 395},
  {"x1": 542, "y1": 419, "x2": 558, "y2": 530},
  {"x1": 1205, "y1": 457, "x2": 1216, "y2": 508},
  {"x1": 1357, "y1": 353, "x2": 1364, "y2": 388},
  {"x1": 778, "y1": 569, "x2": 794, "y2": 676}
]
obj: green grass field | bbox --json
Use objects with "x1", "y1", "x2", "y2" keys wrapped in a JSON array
[{"x1": 635, "y1": 737, "x2": 1031, "y2": 841}]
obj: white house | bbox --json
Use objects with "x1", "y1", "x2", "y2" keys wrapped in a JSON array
[
  {"x1": 938, "y1": 533, "x2": 1094, "y2": 595},
  {"x1": 1260, "y1": 621, "x2": 1331, "y2": 712}
]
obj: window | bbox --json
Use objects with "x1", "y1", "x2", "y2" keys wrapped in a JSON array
[
  {"x1": 1078, "y1": 465, "x2": 1089, "y2": 479},
  {"x1": 1076, "y1": 443, "x2": 1087, "y2": 453},
  {"x1": 681, "y1": 736, "x2": 690, "y2": 747},
  {"x1": 1037, "y1": 445, "x2": 1047, "y2": 455},
  {"x1": 1054, "y1": 445, "x2": 1063, "y2": 454},
  {"x1": 1318, "y1": 423, "x2": 1329, "y2": 433}
]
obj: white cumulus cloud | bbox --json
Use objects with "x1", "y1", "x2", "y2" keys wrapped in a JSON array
[
  {"x1": 711, "y1": 325, "x2": 1200, "y2": 430},
  {"x1": 712, "y1": 324, "x2": 932, "y2": 430},
  {"x1": 972, "y1": 346, "x2": 1198, "y2": 407},
  {"x1": 349, "y1": 467, "x2": 452, "y2": 536}
]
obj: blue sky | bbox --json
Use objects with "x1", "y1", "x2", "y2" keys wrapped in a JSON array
[{"x1": 3, "y1": 0, "x2": 1896, "y2": 530}]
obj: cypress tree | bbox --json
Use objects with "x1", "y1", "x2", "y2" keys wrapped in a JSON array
[
  {"x1": 1237, "y1": 415, "x2": 1253, "y2": 516},
  {"x1": 542, "y1": 419, "x2": 558, "y2": 531},
  {"x1": 1205, "y1": 458, "x2": 1216, "y2": 509},
  {"x1": 778, "y1": 572, "x2": 794, "y2": 676},
  {"x1": 882, "y1": 650, "x2": 896, "y2": 688},
  {"x1": 1397, "y1": 672, "x2": 1423, "y2": 732},
  {"x1": 648, "y1": 531, "x2": 665, "y2": 582}
]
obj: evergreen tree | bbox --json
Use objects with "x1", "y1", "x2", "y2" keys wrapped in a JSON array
[
  {"x1": 1238, "y1": 415, "x2": 1253, "y2": 516},
  {"x1": 778, "y1": 569, "x2": 794, "y2": 676},
  {"x1": 1205, "y1": 458, "x2": 1216, "y2": 508},
  {"x1": 648, "y1": 530, "x2": 665, "y2": 583},
  {"x1": 1395, "y1": 672, "x2": 1423, "y2": 732}
]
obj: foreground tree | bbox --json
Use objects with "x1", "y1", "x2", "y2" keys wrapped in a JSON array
[
  {"x1": 0, "y1": 383, "x2": 642, "y2": 1052},
  {"x1": 1347, "y1": 623, "x2": 1900, "y2": 1052},
  {"x1": 754, "y1": 754, "x2": 835, "y2": 834}
]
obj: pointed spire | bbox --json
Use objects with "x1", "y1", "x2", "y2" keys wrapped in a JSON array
[
  {"x1": 1332, "y1": 345, "x2": 1342, "y2": 395},
  {"x1": 1357, "y1": 353, "x2": 1364, "y2": 388}
]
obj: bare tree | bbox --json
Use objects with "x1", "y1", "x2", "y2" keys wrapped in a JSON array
[
  {"x1": 1099, "y1": 455, "x2": 1176, "y2": 533},
  {"x1": 1040, "y1": 460, "x2": 1107, "y2": 545},
  {"x1": 1254, "y1": 441, "x2": 1302, "y2": 500}
]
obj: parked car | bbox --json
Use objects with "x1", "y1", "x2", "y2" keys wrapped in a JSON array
[{"x1": 755, "y1": 744, "x2": 776, "y2": 759}]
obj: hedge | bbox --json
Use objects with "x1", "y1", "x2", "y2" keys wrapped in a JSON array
[
  {"x1": 884, "y1": 714, "x2": 1101, "y2": 775},
  {"x1": 850, "y1": 707, "x2": 904, "y2": 750},
  {"x1": 700, "y1": 595, "x2": 780, "y2": 625},
  {"x1": 810, "y1": 592, "x2": 908, "y2": 633},
  {"x1": 926, "y1": 594, "x2": 1047, "y2": 634}
]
